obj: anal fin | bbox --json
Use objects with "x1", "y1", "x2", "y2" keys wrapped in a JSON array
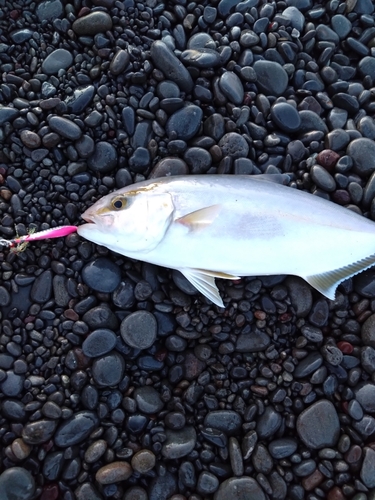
[
  {"x1": 179, "y1": 268, "x2": 240, "y2": 308},
  {"x1": 304, "y1": 252, "x2": 375, "y2": 300}
]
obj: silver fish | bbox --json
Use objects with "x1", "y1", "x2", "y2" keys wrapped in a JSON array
[{"x1": 77, "y1": 175, "x2": 375, "y2": 307}]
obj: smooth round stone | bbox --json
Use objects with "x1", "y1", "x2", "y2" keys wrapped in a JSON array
[
  {"x1": 331, "y1": 14, "x2": 352, "y2": 39},
  {"x1": 166, "y1": 105, "x2": 203, "y2": 141},
  {"x1": 282, "y1": 6, "x2": 305, "y2": 30},
  {"x1": 82, "y1": 329, "x2": 117, "y2": 358},
  {"x1": 204, "y1": 113, "x2": 225, "y2": 141},
  {"x1": 219, "y1": 72, "x2": 244, "y2": 105},
  {"x1": 22, "y1": 419, "x2": 57, "y2": 444},
  {"x1": 308, "y1": 299, "x2": 329, "y2": 328},
  {"x1": 49, "y1": 116, "x2": 82, "y2": 140},
  {"x1": 10, "y1": 29, "x2": 34, "y2": 43},
  {"x1": 297, "y1": 400, "x2": 340, "y2": 449},
  {"x1": 55, "y1": 411, "x2": 99, "y2": 447},
  {"x1": 361, "y1": 314, "x2": 375, "y2": 347},
  {"x1": 162, "y1": 427, "x2": 197, "y2": 459},
  {"x1": 92, "y1": 352, "x2": 125, "y2": 387},
  {"x1": 325, "y1": 129, "x2": 350, "y2": 151},
  {"x1": 180, "y1": 48, "x2": 221, "y2": 68},
  {"x1": 148, "y1": 471, "x2": 177, "y2": 500},
  {"x1": 42, "y1": 49, "x2": 73, "y2": 75},
  {"x1": 134, "y1": 386, "x2": 164, "y2": 414},
  {"x1": 0, "y1": 107, "x2": 19, "y2": 125},
  {"x1": 72, "y1": 12, "x2": 112, "y2": 35},
  {"x1": 30, "y1": 269, "x2": 53, "y2": 303},
  {"x1": 360, "y1": 448, "x2": 375, "y2": 488},
  {"x1": 150, "y1": 157, "x2": 189, "y2": 178},
  {"x1": 310, "y1": 165, "x2": 336, "y2": 192},
  {"x1": 270, "y1": 102, "x2": 301, "y2": 132},
  {"x1": 218, "y1": 132, "x2": 249, "y2": 159},
  {"x1": 83, "y1": 305, "x2": 119, "y2": 331},
  {"x1": 214, "y1": 477, "x2": 266, "y2": 500},
  {"x1": 75, "y1": 483, "x2": 103, "y2": 500},
  {"x1": 204, "y1": 410, "x2": 242, "y2": 435},
  {"x1": 76, "y1": 135, "x2": 95, "y2": 158},
  {"x1": 157, "y1": 81, "x2": 180, "y2": 99},
  {"x1": 256, "y1": 406, "x2": 282, "y2": 440},
  {"x1": 36, "y1": 0, "x2": 63, "y2": 21},
  {"x1": 239, "y1": 29, "x2": 259, "y2": 47},
  {"x1": 294, "y1": 352, "x2": 323, "y2": 378},
  {"x1": 110, "y1": 49, "x2": 130, "y2": 75},
  {"x1": 187, "y1": 32, "x2": 214, "y2": 49},
  {"x1": 2, "y1": 400, "x2": 26, "y2": 421},
  {"x1": 183, "y1": 147, "x2": 212, "y2": 174},
  {"x1": 66, "y1": 85, "x2": 95, "y2": 114},
  {"x1": 131, "y1": 449, "x2": 156, "y2": 474},
  {"x1": 347, "y1": 138, "x2": 375, "y2": 176},
  {"x1": 0, "y1": 467, "x2": 35, "y2": 500},
  {"x1": 358, "y1": 116, "x2": 375, "y2": 140},
  {"x1": 285, "y1": 276, "x2": 312, "y2": 317},
  {"x1": 1, "y1": 371, "x2": 24, "y2": 397},
  {"x1": 355, "y1": 382, "x2": 375, "y2": 412},
  {"x1": 0, "y1": 286, "x2": 10, "y2": 306},
  {"x1": 358, "y1": 56, "x2": 375, "y2": 80},
  {"x1": 150, "y1": 41, "x2": 193, "y2": 93},
  {"x1": 197, "y1": 471, "x2": 219, "y2": 495},
  {"x1": 299, "y1": 110, "x2": 328, "y2": 133},
  {"x1": 253, "y1": 60, "x2": 288, "y2": 96},
  {"x1": 120, "y1": 311, "x2": 157, "y2": 350},
  {"x1": 20, "y1": 130, "x2": 41, "y2": 149},
  {"x1": 82, "y1": 257, "x2": 121, "y2": 293},
  {"x1": 87, "y1": 141, "x2": 118, "y2": 173},
  {"x1": 236, "y1": 329, "x2": 270, "y2": 352},
  {"x1": 361, "y1": 346, "x2": 375, "y2": 374},
  {"x1": 129, "y1": 147, "x2": 150, "y2": 172},
  {"x1": 269, "y1": 438, "x2": 298, "y2": 459},
  {"x1": 96, "y1": 462, "x2": 132, "y2": 484},
  {"x1": 316, "y1": 24, "x2": 339, "y2": 43}
]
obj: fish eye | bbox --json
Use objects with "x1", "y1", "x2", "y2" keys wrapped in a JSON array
[{"x1": 111, "y1": 196, "x2": 127, "y2": 210}]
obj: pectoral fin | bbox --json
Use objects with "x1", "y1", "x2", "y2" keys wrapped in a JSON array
[
  {"x1": 176, "y1": 205, "x2": 222, "y2": 231},
  {"x1": 304, "y1": 252, "x2": 375, "y2": 300},
  {"x1": 179, "y1": 268, "x2": 240, "y2": 308}
]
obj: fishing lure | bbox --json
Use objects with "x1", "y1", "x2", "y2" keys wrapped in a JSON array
[{"x1": 0, "y1": 226, "x2": 77, "y2": 253}]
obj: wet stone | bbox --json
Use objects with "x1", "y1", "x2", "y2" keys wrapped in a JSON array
[
  {"x1": 82, "y1": 329, "x2": 117, "y2": 358},
  {"x1": 83, "y1": 305, "x2": 119, "y2": 331},
  {"x1": 0, "y1": 467, "x2": 35, "y2": 500},
  {"x1": 0, "y1": 106, "x2": 19, "y2": 125},
  {"x1": 308, "y1": 299, "x2": 329, "y2": 327},
  {"x1": 354, "y1": 269, "x2": 375, "y2": 297},
  {"x1": 361, "y1": 313, "x2": 375, "y2": 347},
  {"x1": 42, "y1": 49, "x2": 73, "y2": 75},
  {"x1": 219, "y1": 72, "x2": 244, "y2": 105},
  {"x1": 310, "y1": 165, "x2": 336, "y2": 192},
  {"x1": 22, "y1": 419, "x2": 57, "y2": 445},
  {"x1": 162, "y1": 427, "x2": 197, "y2": 459},
  {"x1": 72, "y1": 12, "x2": 113, "y2": 36},
  {"x1": 55, "y1": 411, "x2": 99, "y2": 447},
  {"x1": 20, "y1": 130, "x2": 41, "y2": 149},
  {"x1": 36, "y1": 0, "x2": 63, "y2": 21},
  {"x1": 282, "y1": 6, "x2": 305, "y2": 30},
  {"x1": 285, "y1": 276, "x2": 312, "y2": 317},
  {"x1": 150, "y1": 157, "x2": 189, "y2": 178},
  {"x1": 96, "y1": 462, "x2": 132, "y2": 484},
  {"x1": 269, "y1": 438, "x2": 298, "y2": 459},
  {"x1": 120, "y1": 310, "x2": 157, "y2": 350},
  {"x1": 0, "y1": 286, "x2": 10, "y2": 306},
  {"x1": 214, "y1": 477, "x2": 266, "y2": 500},
  {"x1": 181, "y1": 48, "x2": 221, "y2": 68},
  {"x1": 131, "y1": 449, "x2": 156, "y2": 474},
  {"x1": 92, "y1": 352, "x2": 125, "y2": 387},
  {"x1": 299, "y1": 110, "x2": 328, "y2": 133},
  {"x1": 271, "y1": 102, "x2": 301, "y2": 133},
  {"x1": 110, "y1": 49, "x2": 130, "y2": 75},
  {"x1": 294, "y1": 352, "x2": 323, "y2": 378},
  {"x1": 236, "y1": 329, "x2": 270, "y2": 352},
  {"x1": 65, "y1": 85, "x2": 95, "y2": 114},
  {"x1": 331, "y1": 14, "x2": 352, "y2": 39},
  {"x1": 204, "y1": 410, "x2": 242, "y2": 435},
  {"x1": 360, "y1": 447, "x2": 375, "y2": 488},
  {"x1": 166, "y1": 105, "x2": 203, "y2": 141},
  {"x1": 134, "y1": 386, "x2": 164, "y2": 414},
  {"x1": 184, "y1": 147, "x2": 212, "y2": 174},
  {"x1": 354, "y1": 382, "x2": 375, "y2": 413},
  {"x1": 219, "y1": 132, "x2": 249, "y2": 159},
  {"x1": 1, "y1": 371, "x2": 24, "y2": 397},
  {"x1": 150, "y1": 40, "x2": 194, "y2": 93},
  {"x1": 87, "y1": 141, "x2": 118, "y2": 173},
  {"x1": 256, "y1": 406, "x2": 282, "y2": 440},
  {"x1": 49, "y1": 116, "x2": 82, "y2": 140},
  {"x1": 297, "y1": 400, "x2": 340, "y2": 449},
  {"x1": 197, "y1": 471, "x2": 219, "y2": 495},
  {"x1": 148, "y1": 471, "x2": 177, "y2": 500},
  {"x1": 75, "y1": 483, "x2": 103, "y2": 500},
  {"x1": 325, "y1": 129, "x2": 350, "y2": 151},
  {"x1": 253, "y1": 60, "x2": 288, "y2": 96},
  {"x1": 10, "y1": 29, "x2": 34, "y2": 43},
  {"x1": 347, "y1": 138, "x2": 375, "y2": 176},
  {"x1": 82, "y1": 257, "x2": 121, "y2": 293}
]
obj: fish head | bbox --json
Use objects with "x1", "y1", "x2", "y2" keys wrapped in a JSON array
[{"x1": 77, "y1": 184, "x2": 175, "y2": 254}]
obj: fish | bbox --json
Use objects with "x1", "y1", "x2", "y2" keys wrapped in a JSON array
[{"x1": 76, "y1": 174, "x2": 375, "y2": 308}]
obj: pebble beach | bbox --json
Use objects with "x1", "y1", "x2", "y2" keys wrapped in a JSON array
[{"x1": 1, "y1": 0, "x2": 375, "y2": 499}]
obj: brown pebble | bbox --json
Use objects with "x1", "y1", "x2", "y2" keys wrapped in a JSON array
[
  {"x1": 42, "y1": 132, "x2": 60, "y2": 148},
  {"x1": 327, "y1": 486, "x2": 346, "y2": 500},
  {"x1": 0, "y1": 189, "x2": 12, "y2": 201},
  {"x1": 331, "y1": 189, "x2": 351, "y2": 205},
  {"x1": 345, "y1": 444, "x2": 362, "y2": 464},
  {"x1": 131, "y1": 449, "x2": 156, "y2": 474},
  {"x1": 64, "y1": 309, "x2": 79, "y2": 321},
  {"x1": 301, "y1": 469, "x2": 324, "y2": 491},
  {"x1": 11, "y1": 438, "x2": 32, "y2": 460},
  {"x1": 20, "y1": 130, "x2": 41, "y2": 149},
  {"x1": 316, "y1": 149, "x2": 340, "y2": 170},
  {"x1": 254, "y1": 310, "x2": 266, "y2": 320},
  {"x1": 95, "y1": 461, "x2": 132, "y2": 484}
]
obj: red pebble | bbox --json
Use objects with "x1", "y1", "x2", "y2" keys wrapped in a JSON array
[
  {"x1": 10, "y1": 10, "x2": 19, "y2": 19},
  {"x1": 316, "y1": 149, "x2": 340, "y2": 171},
  {"x1": 41, "y1": 484, "x2": 59, "y2": 500},
  {"x1": 337, "y1": 341, "x2": 353, "y2": 354}
]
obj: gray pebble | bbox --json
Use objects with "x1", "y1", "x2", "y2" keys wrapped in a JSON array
[
  {"x1": 229, "y1": 437, "x2": 244, "y2": 476},
  {"x1": 297, "y1": 400, "x2": 340, "y2": 449},
  {"x1": 253, "y1": 60, "x2": 288, "y2": 96},
  {"x1": 360, "y1": 447, "x2": 375, "y2": 488},
  {"x1": 361, "y1": 313, "x2": 375, "y2": 347},
  {"x1": 22, "y1": 419, "x2": 57, "y2": 445},
  {"x1": 285, "y1": 276, "x2": 312, "y2": 317},
  {"x1": 269, "y1": 438, "x2": 298, "y2": 459},
  {"x1": 271, "y1": 102, "x2": 301, "y2": 132},
  {"x1": 42, "y1": 49, "x2": 73, "y2": 75},
  {"x1": 55, "y1": 411, "x2": 99, "y2": 447},
  {"x1": 204, "y1": 410, "x2": 242, "y2": 435},
  {"x1": 92, "y1": 352, "x2": 125, "y2": 387},
  {"x1": 49, "y1": 116, "x2": 82, "y2": 140},
  {"x1": 1, "y1": 371, "x2": 24, "y2": 397},
  {"x1": 162, "y1": 427, "x2": 197, "y2": 459},
  {"x1": 87, "y1": 141, "x2": 118, "y2": 173},
  {"x1": 184, "y1": 147, "x2": 212, "y2": 174},
  {"x1": 82, "y1": 257, "x2": 121, "y2": 293},
  {"x1": 72, "y1": 12, "x2": 113, "y2": 36},
  {"x1": 219, "y1": 132, "x2": 249, "y2": 159},
  {"x1": 219, "y1": 72, "x2": 244, "y2": 105},
  {"x1": 294, "y1": 352, "x2": 323, "y2": 378},
  {"x1": 0, "y1": 467, "x2": 35, "y2": 500},
  {"x1": 36, "y1": 0, "x2": 63, "y2": 21},
  {"x1": 151, "y1": 41, "x2": 193, "y2": 93},
  {"x1": 134, "y1": 386, "x2": 164, "y2": 414},
  {"x1": 347, "y1": 138, "x2": 375, "y2": 176},
  {"x1": 181, "y1": 48, "x2": 221, "y2": 68},
  {"x1": 256, "y1": 406, "x2": 282, "y2": 440},
  {"x1": 236, "y1": 329, "x2": 270, "y2": 352},
  {"x1": 110, "y1": 49, "x2": 130, "y2": 75},
  {"x1": 82, "y1": 329, "x2": 117, "y2": 358},
  {"x1": 214, "y1": 477, "x2": 266, "y2": 500},
  {"x1": 282, "y1": 6, "x2": 305, "y2": 31},
  {"x1": 120, "y1": 310, "x2": 157, "y2": 350}
]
